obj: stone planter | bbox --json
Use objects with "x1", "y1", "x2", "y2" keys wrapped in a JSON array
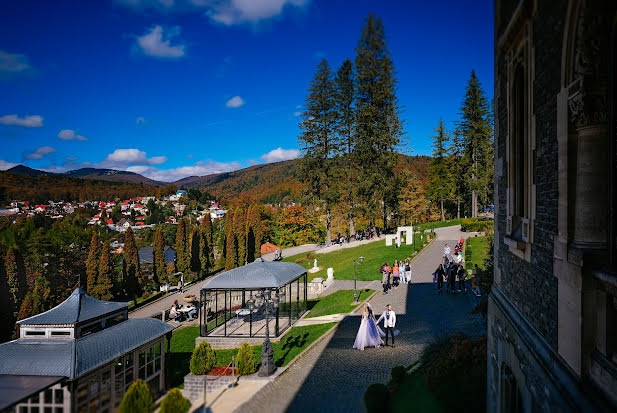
[{"x1": 183, "y1": 372, "x2": 237, "y2": 401}]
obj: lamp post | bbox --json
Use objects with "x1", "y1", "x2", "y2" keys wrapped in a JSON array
[
  {"x1": 248, "y1": 287, "x2": 284, "y2": 377},
  {"x1": 353, "y1": 256, "x2": 365, "y2": 303}
]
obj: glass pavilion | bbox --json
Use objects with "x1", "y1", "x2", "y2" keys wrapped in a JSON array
[{"x1": 199, "y1": 259, "x2": 308, "y2": 338}]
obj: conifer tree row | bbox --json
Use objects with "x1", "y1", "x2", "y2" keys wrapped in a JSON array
[
  {"x1": 153, "y1": 226, "x2": 165, "y2": 286},
  {"x1": 95, "y1": 243, "x2": 114, "y2": 301},
  {"x1": 123, "y1": 227, "x2": 140, "y2": 304},
  {"x1": 86, "y1": 232, "x2": 100, "y2": 295}
]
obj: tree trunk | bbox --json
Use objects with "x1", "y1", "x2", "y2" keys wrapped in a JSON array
[
  {"x1": 472, "y1": 189, "x2": 478, "y2": 218},
  {"x1": 382, "y1": 201, "x2": 387, "y2": 231},
  {"x1": 349, "y1": 216, "x2": 355, "y2": 237},
  {"x1": 440, "y1": 199, "x2": 445, "y2": 221},
  {"x1": 326, "y1": 208, "x2": 332, "y2": 246},
  {"x1": 457, "y1": 199, "x2": 461, "y2": 219}
]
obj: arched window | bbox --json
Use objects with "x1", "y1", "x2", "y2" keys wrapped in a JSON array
[{"x1": 501, "y1": 364, "x2": 522, "y2": 413}]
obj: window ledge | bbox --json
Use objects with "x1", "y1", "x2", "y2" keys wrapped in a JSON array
[{"x1": 504, "y1": 236, "x2": 531, "y2": 261}]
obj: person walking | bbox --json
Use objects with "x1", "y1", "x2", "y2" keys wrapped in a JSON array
[
  {"x1": 405, "y1": 259, "x2": 412, "y2": 284},
  {"x1": 447, "y1": 264, "x2": 457, "y2": 294},
  {"x1": 392, "y1": 260, "x2": 400, "y2": 288},
  {"x1": 436, "y1": 264, "x2": 445, "y2": 293},
  {"x1": 457, "y1": 265, "x2": 467, "y2": 292},
  {"x1": 380, "y1": 262, "x2": 389, "y2": 294}
]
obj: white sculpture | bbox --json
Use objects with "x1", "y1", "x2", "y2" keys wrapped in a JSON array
[
  {"x1": 313, "y1": 258, "x2": 318, "y2": 269},
  {"x1": 308, "y1": 258, "x2": 320, "y2": 273},
  {"x1": 327, "y1": 267, "x2": 334, "y2": 281}
]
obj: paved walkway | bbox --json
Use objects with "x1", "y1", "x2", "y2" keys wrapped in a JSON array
[{"x1": 237, "y1": 225, "x2": 484, "y2": 413}]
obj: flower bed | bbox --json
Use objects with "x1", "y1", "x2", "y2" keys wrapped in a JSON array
[{"x1": 208, "y1": 366, "x2": 237, "y2": 376}]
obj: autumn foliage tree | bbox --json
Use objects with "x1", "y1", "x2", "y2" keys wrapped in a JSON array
[
  {"x1": 86, "y1": 232, "x2": 100, "y2": 295},
  {"x1": 123, "y1": 227, "x2": 140, "y2": 303},
  {"x1": 233, "y1": 206, "x2": 247, "y2": 266},
  {"x1": 6, "y1": 246, "x2": 27, "y2": 321},
  {"x1": 0, "y1": 242, "x2": 11, "y2": 342},
  {"x1": 153, "y1": 226, "x2": 166, "y2": 286},
  {"x1": 95, "y1": 243, "x2": 114, "y2": 301},
  {"x1": 199, "y1": 218, "x2": 213, "y2": 275}
]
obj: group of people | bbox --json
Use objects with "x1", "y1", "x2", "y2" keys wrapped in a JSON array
[
  {"x1": 380, "y1": 259, "x2": 412, "y2": 294},
  {"x1": 433, "y1": 241, "x2": 481, "y2": 296},
  {"x1": 169, "y1": 299, "x2": 199, "y2": 323}
]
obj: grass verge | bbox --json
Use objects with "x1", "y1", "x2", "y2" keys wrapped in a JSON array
[
  {"x1": 306, "y1": 289, "x2": 374, "y2": 318},
  {"x1": 464, "y1": 235, "x2": 489, "y2": 272},
  {"x1": 168, "y1": 322, "x2": 337, "y2": 386}
]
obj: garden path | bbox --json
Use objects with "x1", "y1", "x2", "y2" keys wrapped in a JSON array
[{"x1": 237, "y1": 225, "x2": 484, "y2": 413}]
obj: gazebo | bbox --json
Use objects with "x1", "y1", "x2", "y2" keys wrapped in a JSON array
[{"x1": 199, "y1": 258, "x2": 308, "y2": 338}]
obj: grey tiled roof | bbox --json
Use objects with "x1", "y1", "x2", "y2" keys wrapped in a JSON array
[
  {"x1": 201, "y1": 258, "x2": 306, "y2": 290},
  {"x1": 0, "y1": 318, "x2": 173, "y2": 379},
  {"x1": 138, "y1": 246, "x2": 175, "y2": 264},
  {"x1": 17, "y1": 288, "x2": 129, "y2": 326}
]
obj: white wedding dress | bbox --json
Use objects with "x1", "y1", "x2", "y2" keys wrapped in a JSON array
[{"x1": 353, "y1": 313, "x2": 384, "y2": 350}]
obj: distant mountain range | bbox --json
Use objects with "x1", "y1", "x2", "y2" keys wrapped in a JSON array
[{"x1": 2, "y1": 154, "x2": 430, "y2": 203}]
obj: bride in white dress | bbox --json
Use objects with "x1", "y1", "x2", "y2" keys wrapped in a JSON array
[{"x1": 353, "y1": 303, "x2": 384, "y2": 350}]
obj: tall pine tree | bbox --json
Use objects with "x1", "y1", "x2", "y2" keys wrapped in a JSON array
[
  {"x1": 153, "y1": 226, "x2": 165, "y2": 286},
  {"x1": 190, "y1": 226, "x2": 201, "y2": 275},
  {"x1": 354, "y1": 13, "x2": 403, "y2": 232},
  {"x1": 298, "y1": 59, "x2": 340, "y2": 245},
  {"x1": 199, "y1": 219, "x2": 211, "y2": 275},
  {"x1": 123, "y1": 227, "x2": 140, "y2": 303},
  {"x1": 457, "y1": 70, "x2": 494, "y2": 217},
  {"x1": 225, "y1": 212, "x2": 238, "y2": 271},
  {"x1": 95, "y1": 242, "x2": 114, "y2": 301},
  {"x1": 234, "y1": 206, "x2": 247, "y2": 266},
  {"x1": 32, "y1": 276, "x2": 52, "y2": 315},
  {"x1": 6, "y1": 246, "x2": 27, "y2": 321},
  {"x1": 0, "y1": 242, "x2": 11, "y2": 342},
  {"x1": 219, "y1": 210, "x2": 234, "y2": 269},
  {"x1": 334, "y1": 58, "x2": 358, "y2": 236},
  {"x1": 427, "y1": 118, "x2": 454, "y2": 221},
  {"x1": 204, "y1": 215, "x2": 215, "y2": 267},
  {"x1": 86, "y1": 232, "x2": 100, "y2": 295},
  {"x1": 175, "y1": 218, "x2": 190, "y2": 274}
]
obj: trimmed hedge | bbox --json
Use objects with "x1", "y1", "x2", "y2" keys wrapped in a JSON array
[
  {"x1": 118, "y1": 379, "x2": 153, "y2": 413},
  {"x1": 159, "y1": 388, "x2": 190, "y2": 413},
  {"x1": 236, "y1": 342, "x2": 257, "y2": 375},
  {"x1": 190, "y1": 340, "x2": 217, "y2": 375},
  {"x1": 461, "y1": 218, "x2": 494, "y2": 233}
]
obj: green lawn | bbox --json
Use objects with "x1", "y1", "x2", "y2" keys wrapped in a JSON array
[
  {"x1": 306, "y1": 289, "x2": 374, "y2": 318},
  {"x1": 284, "y1": 234, "x2": 430, "y2": 282},
  {"x1": 390, "y1": 372, "x2": 445, "y2": 413},
  {"x1": 465, "y1": 235, "x2": 489, "y2": 272},
  {"x1": 168, "y1": 322, "x2": 337, "y2": 383}
]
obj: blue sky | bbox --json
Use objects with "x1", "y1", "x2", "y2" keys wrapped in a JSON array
[{"x1": 0, "y1": 0, "x2": 494, "y2": 182}]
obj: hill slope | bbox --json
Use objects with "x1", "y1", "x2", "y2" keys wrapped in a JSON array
[
  {"x1": 64, "y1": 168, "x2": 166, "y2": 186},
  {"x1": 178, "y1": 154, "x2": 430, "y2": 204}
]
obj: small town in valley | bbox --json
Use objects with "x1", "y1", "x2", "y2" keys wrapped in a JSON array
[{"x1": 0, "y1": 1, "x2": 616, "y2": 412}]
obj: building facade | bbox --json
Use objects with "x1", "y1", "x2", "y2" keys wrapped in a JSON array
[
  {"x1": 0, "y1": 289, "x2": 173, "y2": 412},
  {"x1": 489, "y1": 0, "x2": 617, "y2": 411}
]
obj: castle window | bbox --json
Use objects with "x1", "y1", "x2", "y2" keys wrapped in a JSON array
[{"x1": 505, "y1": 21, "x2": 535, "y2": 250}]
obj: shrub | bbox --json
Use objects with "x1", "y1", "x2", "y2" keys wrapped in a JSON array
[
  {"x1": 141, "y1": 291, "x2": 150, "y2": 300},
  {"x1": 461, "y1": 218, "x2": 494, "y2": 233},
  {"x1": 159, "y1": 388, "x2": 190, "y2": 413},
  {"x1": 364, "y1": 383, "x2": 390, "y2": 413},
  {"x1": 390, "y1": 365, "x2": 406, "y2": 384},
  {"x1": 190, "y1": 340, "x2": 217, "y2": 375},
  {"x1": 236, "y1": 342, "x2": 257, "y2": 376},
  {"x1": 118, "y1": 379, "x2": 153, "y2": 413}
]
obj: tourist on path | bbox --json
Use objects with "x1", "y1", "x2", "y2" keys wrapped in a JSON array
[
  {"x1": 457, "y1": 265, "x2": 467, "y2": 292},
  {"x1": 404, "y1": 259, "x2": 412, "y2": 283},
  {"x1": 380, "y1": 262, "x2": 389, "y2": 294},
  {"x1": 436, "y1": 264, "x2": 445, "y2": 293},
  {"x1": 447, "y1": 264, "x2": 457, "y2": 293}
]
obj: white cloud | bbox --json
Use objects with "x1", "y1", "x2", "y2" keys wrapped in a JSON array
[
  {"x1": 135, "y1": 25, "x2": 186, "y2": 59},
  {"x1": 57, "y1": 129, "x2": 87, "y2": 141},
  {"x1": 0, "y1": 114, "x2": 43, "y2": 127},
  {"x1": 136, "y1": 117, "x2": 146, "y2": 124},
  {"x1": 260, "y1": 147, "x2": 299, "y2": 163},
  {"x1": 125, "y1": 160, "x2": 241, "y2": 181},
  {"x1": 102, "y1": 149, "x2": 167, "y2": 166},
  {"x1": 226, "y1": 96, "x2": 245, "y2": 108},
  {"x1": 293, "y1": 111, "x2": 302, "y2": 117},
  {"x1": 205, "y1": 0, "x2": 309, "y2": 25},
  {"x1": 26, "y1": 146, "x2": 56, "y2": 160},
  {"x1": 0, "y1": 50, "x2": 31, "y2": 74},
  {"x1": 0, "y1": 159, "x2": 17, "y2": 170}
]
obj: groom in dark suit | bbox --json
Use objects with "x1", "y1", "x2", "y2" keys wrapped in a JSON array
[{"x1": 376, "y1": 304, "x2": 397, "y2": 347}]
